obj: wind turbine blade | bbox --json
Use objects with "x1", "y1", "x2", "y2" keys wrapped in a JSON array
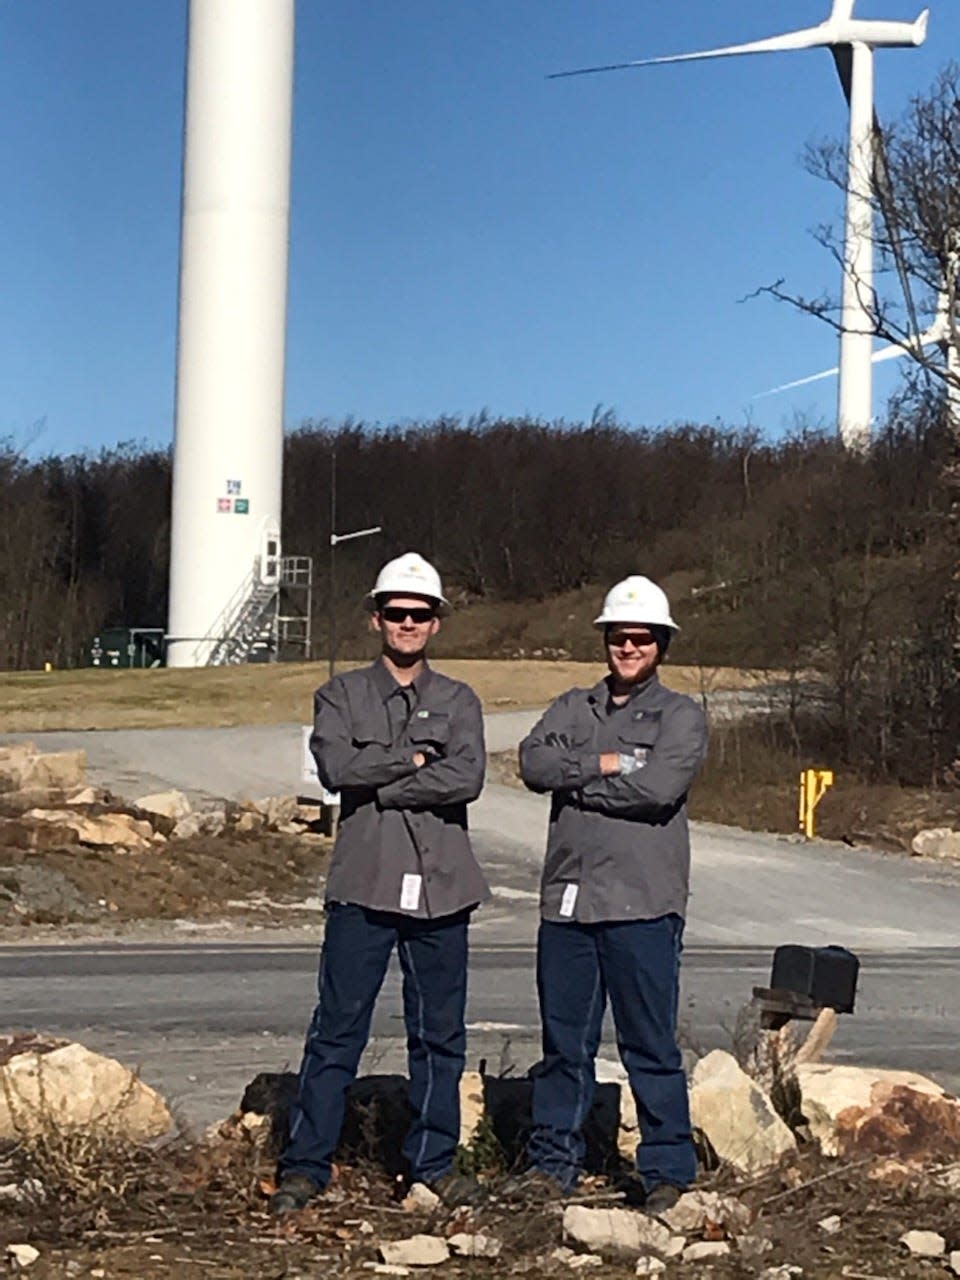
[
  {"x1": 548, "y1": 26, "x2": 830, "y2": 79},
  {"x1": 831, "y1": 45, "x2": 853, "y2": 104},
  {"x1": 831, "y1": 0, "x2": 857, "y2": 20},
  {"x1": 757, "y1": 367, "x2": 841, "y2": 397},
  {"x1": 758, "y1": 327, "x2": 944, "y2": 399}
]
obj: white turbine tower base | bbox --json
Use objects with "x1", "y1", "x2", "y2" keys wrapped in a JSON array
[
  {"x1": 551, "y1": 0, "x2": 930, "y2": 451},
  {"x1": 166, "y1": 0, "x2": 295, "y2": 668}
]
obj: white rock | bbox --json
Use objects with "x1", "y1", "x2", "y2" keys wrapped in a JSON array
[
  {"x1": 759, "y1": 1268, "x2": 804, "y2": 1279},
  {"x1": 910, "y1": 827, "x2": 960, "y2": 859},
  {"x1": 682, "y1": 1240, "x2": 731, "y2": 1262},
  {"x1": 690, "y1": 1049, "x2": 796, "y2": 1174},
  {"x1": 135, "y1": 790, "x2": 192, "y2": 821},
  {"x1": 448, "y1": 1232, "x2": 501, "y2": 1258},
  {"x1": 948, "y1": 1249, "x2": 960, "y2": 1276},
  {"x1": 252, "y1": 795, "x2": 299, "y2": 827},
  {"x1": 663, "y1": 1236, "x2": 685, "y2": 1258},
  {"x1": 379, "y1": 1235, "x2": 450, "y2": 1267},
  {"x1": 459, "y1": 1069, "x2": 484, "y2": 1146},
  {"x1": 817, "y1": 1214, "x2": 841, "y2": 1235},
  {"x1": 6, "y1": 1244, "x2": 40, "y2": 1269},
  {"x1": 660, "y1": 1188, "x2": 751, "y2": 1234},
  {"x1": 172, "y1": 813, "x2": 203, "y2": 840},
  {"x1": 635, "y1": 1258, "x2": 666, "y2": 1276},
  {"x1": 0, "y1": 1042, "x2": 172, "y2": 1141},
  {"x1": 0, "y1": 746, "x2": 86, "y2": 794},
  {"x1": 899, "y1": 1229, "x2": 946, "y2": 1258},
  {"x1": 363, "y1": 1266, "x2": 410, "y2": 1277},
  {"x1": 66, "y1": 787, "x2": 98, "y2": 806},
  {"x1": 401, "y1": 1182, "x2": 441, "y2": 1212},
  {"x1": 567, "y1": 1257, "x2": 603, "y2": 1271},
  {"x1": 0, "y1": 1179, "x2": 44, "y2": 1205},
  {"x1": 563, "y1": 1205, "x2": 673, "y2": 1258},
  {"x1": 795, "y1": 1063, "x2": 950, "y2": 1157}
]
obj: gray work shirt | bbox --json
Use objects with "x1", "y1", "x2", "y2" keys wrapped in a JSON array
[
  {"x1": 519, "y1": 673, "x2": 708, "y2": 924},
  {"x1": 311, "y1": 658, "x2": 490, "y2": 919}
]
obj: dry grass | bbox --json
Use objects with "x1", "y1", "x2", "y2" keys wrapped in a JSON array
[{"x1": 0, "y1": 660, "x2": 774, "y2": 733}]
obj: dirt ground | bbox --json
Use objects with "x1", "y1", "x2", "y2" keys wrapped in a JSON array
[
  {"x1": 1, "y1": 1123, "x2": 957, "y2": 1279},
  {"x1": 0, "y1": 660, "x2": 778, "y2": 733},
  {"x1": 0, "y1": 826, "x2": 331, "y2": 931}
]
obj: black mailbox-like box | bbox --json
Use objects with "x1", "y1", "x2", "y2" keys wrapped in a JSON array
[{"x1": 770, "y1": 944, "x2": 859, "y2": 1014}]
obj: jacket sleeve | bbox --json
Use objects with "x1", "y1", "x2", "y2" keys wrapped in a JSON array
[
  {"x1": 518, "y1": 693, "x2": 603, "y2": 793},
  {"x1": 310, "y1": 682, "x2": 419, "y2": 792},
  {"x1": 377, "y1": 688, "x2": 486, "y2": 810},
  {"x1": 578, "y1": 699, "x2": 708, "y2": 817}
]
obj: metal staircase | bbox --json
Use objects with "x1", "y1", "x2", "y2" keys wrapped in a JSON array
[
  {"x1": 199, "y1": 554, "x2": 314, "y2": 667},
  {"x1": 207, "y1": 576, "x2": 278, "y2": 666}
]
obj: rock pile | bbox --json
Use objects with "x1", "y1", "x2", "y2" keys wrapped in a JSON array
[{"x1": 0, "y1": 743, "x2": 324, "y2": 854}]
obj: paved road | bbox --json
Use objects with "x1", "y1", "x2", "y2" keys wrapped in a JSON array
[{"x1": 2, "y1": 719, "x2": 959, "y2": 1130}]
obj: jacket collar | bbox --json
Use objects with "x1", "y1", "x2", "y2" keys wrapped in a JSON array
[
  {"x1": 370, "y1": 656, "x2": 433, "y2": 702},
  {"x1": 587, "y1": 671, "x2": 662, "y2": 716}
]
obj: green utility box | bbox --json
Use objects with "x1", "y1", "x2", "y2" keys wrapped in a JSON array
[{"x1": 87, "y1": 628, "x2": 166, "y2": 669}]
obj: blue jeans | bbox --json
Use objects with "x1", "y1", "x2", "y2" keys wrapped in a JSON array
[
  {"x1": 528, "y1": 914, "x2": 696, "y2": 1192},
  {"x1": 280, "y1": 902, "x2": 470, "y2": 1189}
]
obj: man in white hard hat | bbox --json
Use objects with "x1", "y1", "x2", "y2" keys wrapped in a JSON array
[
  {"x1": 271, "y1": 552, "x2": 489, "y2": 1215},
  {"x1": 514, "y1": 575, "x2": 708, "y2": 1212}
]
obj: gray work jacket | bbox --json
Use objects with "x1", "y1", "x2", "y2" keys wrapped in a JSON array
[
  {"x1": 311, "y1": 659, "x2": 490, "y2": 919},
  {"x1": 519, "y1": 674, "x2": 708, "y2": 924}
]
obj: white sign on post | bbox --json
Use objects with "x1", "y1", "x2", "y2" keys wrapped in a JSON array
[{"x1": 301, "y1": 725, "x2": 339, "y2": 807}]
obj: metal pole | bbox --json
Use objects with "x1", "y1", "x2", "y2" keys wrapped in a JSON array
[
  {"x1": 837, "y1": 41, "x2": 875, "y2": 452},
  {"x1": 328, "y1": 447, "x2": 337, "y2": 680}
]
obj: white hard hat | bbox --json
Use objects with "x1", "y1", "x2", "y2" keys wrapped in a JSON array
[
  {"x1": 367, "y1": 552, "x2": 448, "y2": 609},
  {"x1": 593, "y1": 576, "x2": 679, "y2": 631}
]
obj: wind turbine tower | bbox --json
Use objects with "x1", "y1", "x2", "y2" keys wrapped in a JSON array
[
  {"x1": 166, "y1": 0, "x2": 295, "y2": 667},
  {"x1": 551, "y1": 0, "x2": 930, "y2": 450}
]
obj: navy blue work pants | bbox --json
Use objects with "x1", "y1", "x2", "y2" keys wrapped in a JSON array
[
  {"x1": 280, "y1": 902, "x2": 469, "y2": 1190},
  {"x1": 528, "y1": 914, "x2": 696, "y2": 1192}
]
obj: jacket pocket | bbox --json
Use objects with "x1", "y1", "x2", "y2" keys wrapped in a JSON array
[
  {"x1": 408, "y1": 710, "x2": 451, "y2": 751},
  {"x1": 351, "y1": 714, "x2": 391, "y2": 747}
]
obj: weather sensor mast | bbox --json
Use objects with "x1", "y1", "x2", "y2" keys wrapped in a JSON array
[{"x1": 166, "y1": 0, "x2": 295, "y2": 667}]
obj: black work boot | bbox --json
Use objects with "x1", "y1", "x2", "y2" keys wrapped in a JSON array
[
  {"x1": 269, "y1": 1173, "x2": 321, "y2": 1216},
  {"x1": 642, "y1": 1182, "x2": 685, "y2": 1216},
  {"x1": 497, "y1": 1168, "x2": 568, "y2": 1204},
  {"x1": 426, "y1": 1171, "x2": 487, "y2": 1207}
]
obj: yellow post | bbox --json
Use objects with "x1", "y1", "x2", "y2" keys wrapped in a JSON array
[{"x1": 799, "y1": 768, "x2": 835, "y2": 839}]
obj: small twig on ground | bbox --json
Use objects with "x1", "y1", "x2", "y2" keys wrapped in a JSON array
[{"x1": 759, "y1": 1157, "x2": 875, "y2": 1207}]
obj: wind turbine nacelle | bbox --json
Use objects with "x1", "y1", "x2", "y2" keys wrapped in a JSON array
[{"x1": 831, "y1": 10, "x2": 929, "y2": 49}]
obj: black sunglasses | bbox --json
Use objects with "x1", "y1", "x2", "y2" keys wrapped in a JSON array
[{"x1": 380, "y1": 606, "x2": 436, "y2": 624}]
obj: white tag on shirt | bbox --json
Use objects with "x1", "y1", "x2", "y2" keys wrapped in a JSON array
[
  {"x1": 400, "y1": 873, "x2": 423, "y2": 912},
  {"x1": 559, "y1": 883, "x2": 579, "y2": 918}
]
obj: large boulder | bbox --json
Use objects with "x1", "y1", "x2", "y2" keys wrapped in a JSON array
[
  {"x1": 0, "y1": 1036, "x2": 172, "y2": 1142},
  {"x1": 795, "y1": 1063, "x2": 960, "y2": 1159},
  {"x1": 23, "y1": 809, "x2": 156, "y2": 853},
  {"x1": 0, "y1": 745, "x2": 86, "y2": 796},
  {"x1": 911, "y1": 828, "x2": 960, "y2": 860},
  {"x1": 689, "y1": 1050, "x2": 796, "y2": 1174}
]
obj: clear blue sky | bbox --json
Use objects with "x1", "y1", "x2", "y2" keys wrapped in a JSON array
[{"x1": 2, "y1": 1, "x2": 956, "y2": 456}]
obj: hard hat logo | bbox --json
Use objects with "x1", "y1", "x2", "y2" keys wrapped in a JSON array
[
  {"x1": 368, "y1": 552, "x2": 448, "y2": 611},
  {"x1": 593, "y1": 576, "x2": 679, "y2": 631}
]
